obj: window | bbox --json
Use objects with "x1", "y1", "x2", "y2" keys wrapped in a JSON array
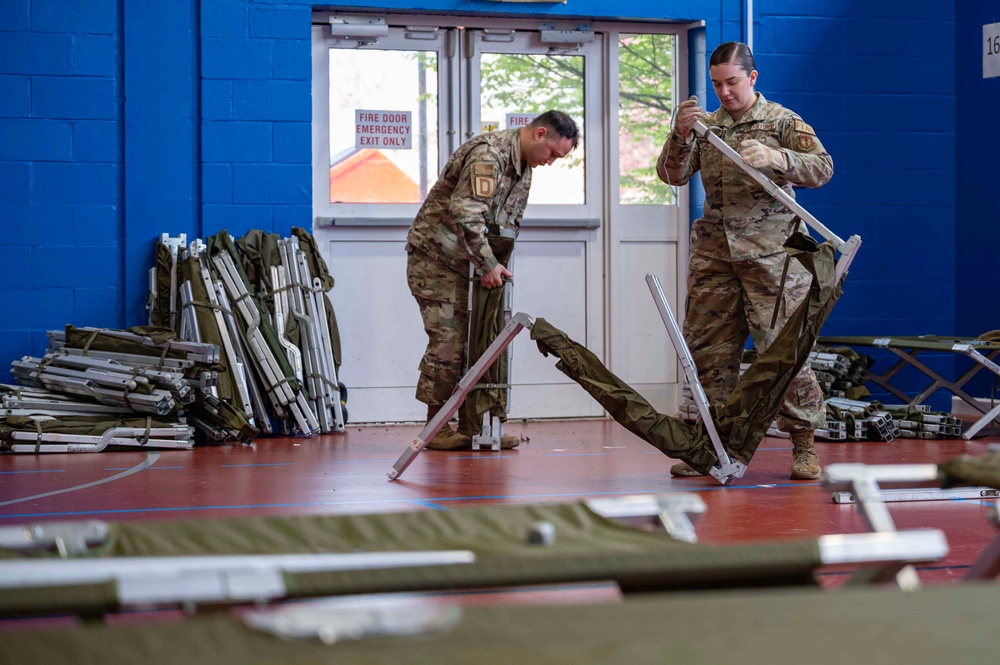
[
  {"x1": 618, "y1": 33, "x2": 676, "y2": 205},
  {"x1": 480, "y1": 52, "x2": 585, "y2": 205}
]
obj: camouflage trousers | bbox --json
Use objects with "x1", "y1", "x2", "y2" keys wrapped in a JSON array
[
  {"x1": 407, "y1": 249, "x2": 469, "y2": 406},
  {"x1": 683, "y1": 250, "x2": 826, "y2": 433}
]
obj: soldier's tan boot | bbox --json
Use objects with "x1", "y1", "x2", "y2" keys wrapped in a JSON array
[
  {"x1": 670, "y1": 461, "x2": 706, "y2": 477},
  {"x1": 790, "y1": 430, "x2": 822, "y2": 480},
  {"x1": 500, "y1": 433, "x2": 520, "y2": 449},
  {"x1": 425, "y1": 428, "x2": 472, "y2": 450},
  {"x1": 422, "y1": 404, "x2": 471, "y2": 451}
]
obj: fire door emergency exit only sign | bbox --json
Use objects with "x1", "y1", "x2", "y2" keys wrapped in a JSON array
[
  {"x1": 355, "y1": 110, "x2": 412, "y2": 149},
  {"x1": 985, "y1": 23, "x2": 1000, "y2": 79}
]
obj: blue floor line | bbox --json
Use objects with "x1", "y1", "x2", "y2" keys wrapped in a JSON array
[{"x1": 412, "y1": 500, "x2": 448, "y2": 511}]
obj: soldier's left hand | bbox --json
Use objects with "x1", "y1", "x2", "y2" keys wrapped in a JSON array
[
  {"x1": 739, "y1": 139, "x2": 788, "y2": 171},
  {"x1": 480, "y1": 263, "x2": 512, "y2": 289}
]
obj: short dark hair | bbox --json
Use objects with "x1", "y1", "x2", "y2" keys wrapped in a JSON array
[
  {"x1": 528, "y1": 110, "x2": 580, "y2": 149},
  {"x1": 709, "y1": 41, "x2": 756, "y2": 75}
]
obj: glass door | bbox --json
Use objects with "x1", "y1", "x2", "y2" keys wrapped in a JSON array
[
  {"x1": 312, "y1": 23, "x2": 455, "y2": 422},
  {"x1": 463, "y1": 27, "x2": 605, "y2": 419}
]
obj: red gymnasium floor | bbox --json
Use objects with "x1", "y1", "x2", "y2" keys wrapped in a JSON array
[{"x1": 2, "y1": 418, "x2": 996, "y2": 591}]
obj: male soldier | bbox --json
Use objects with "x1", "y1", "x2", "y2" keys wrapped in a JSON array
[
  {"x1": 406, "y1": 110, "x2": 579, "y2": 450},
  {"x1": 657, "y1": 42, "x2": 832, "y2": 479}
]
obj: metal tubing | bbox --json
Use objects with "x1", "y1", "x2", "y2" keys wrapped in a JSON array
[
  {"x1": 645, "y1": 274, "x2": 744, "y2": 484},
  {"x1": 692, "y1": 120, "x2": 844, "y2": 247},
  {"x1": 389, "y1": 312, "x2": 534, "y2": 480}
]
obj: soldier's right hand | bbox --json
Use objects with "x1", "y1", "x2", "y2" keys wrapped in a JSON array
[
  {"x1": 672, "y1": 96, "x2": 702, "y2": 142},
  {"x1": 480, "y1": 263, "x2": 512, "y2": 289}
]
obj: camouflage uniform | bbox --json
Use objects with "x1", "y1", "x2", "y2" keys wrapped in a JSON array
[
  {"x1": 406, "y1": 129, "x2": 531, "y2": 405},
  {"x1": 656, "y1": 93, "x2": 833, "y2": 434}
]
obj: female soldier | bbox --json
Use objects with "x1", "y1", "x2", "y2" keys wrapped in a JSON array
[{"x1": 657, "y1": 41, "x2": 833, "y2": 480}]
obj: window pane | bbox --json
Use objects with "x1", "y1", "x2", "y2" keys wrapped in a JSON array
[
  {"x1": 618, "y1": 33, "x2": 675, "y2": 205},
  {"x1": 479, "y1": 52, "x2": 585, "y2": 205},
  {"x1": 327, "y1": 49, "x2": 438, "y2": 204}
]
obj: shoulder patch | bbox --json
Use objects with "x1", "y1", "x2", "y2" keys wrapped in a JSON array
[
  {"x1": 793, "y1": 119, "x2": 815, "y2": 135},
  {"x1": 471, "y1": 162, "x2": 496, "y2": 199}
]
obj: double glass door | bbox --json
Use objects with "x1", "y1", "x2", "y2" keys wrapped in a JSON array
[{"x1": 312, "y1": 16, "x2": 684, "y2": 424}]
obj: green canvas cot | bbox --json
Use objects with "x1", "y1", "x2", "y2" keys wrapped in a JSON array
[
  {"x1": 0, "y1": 499, "x2": 829, "y2": 617},
  {"x1": 529, "y1": 233, "x2": 841, "y2": 474}
]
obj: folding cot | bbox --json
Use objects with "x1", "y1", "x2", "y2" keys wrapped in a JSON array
[
  {"x1": 0, "y1": 493, "x2": 945, "y2": 618},
  {"x1": 819, "y1": 334, "x2": 1000, "y2": 439},
  {"x1": 0, "y1": 491, "x2": 983, "y2": 665}
]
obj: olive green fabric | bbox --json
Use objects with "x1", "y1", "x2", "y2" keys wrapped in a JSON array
[
  {"x1": 698, "y1": 234, "x2": 839, "y2": 464},
  {"x1": 234, "y1": 228, "x2": 343, "y2": 392},
  {"x1": 3, "y1": 585, "x2": 998, "y2": 664},
  {"x1": 63, "y1": 325, "x2": 192, "y2": 368},
  {"x1": 939, "y1": 450, "x2": 1000, "y2": 489},
  {"x1": 0, "y1": 501, "x2": 820, "y2": 615},
  {"x1": 0, "y1": 580, "x2": 118, "y2": 618},
  {"x1": 292, "y1": 227, "x2": 343, "y2": 371},
  {"x1": 819, "y1": 334, "x2": 1000, "y2": 352},
  {"x1": 530, "y1": 317, "x2": 716, "y2": 468},
  {"x1": 205, "y1": 230, "x2": 300, "y2": 392},
  {"x1": 235, "y1": 229, "x2": 308, "y2": 378},
  {"x1": 235, "y1": 229, "x2": 282, "y2": 304},
  {"x1": 60, "y1": 321, "x2": 257, "y2": 443},
  {"x1": 459, "y1": 234, "x2": 515, "y2": 437},
  {"x1": 179, "y1": 255, "x2": 236, "y2": 404},
  {"x1": 148, "y1": 241, "x2": 175, "y2": 331},
  {"x1": 825, "y1": 403, "x2": 862, "y2": 440},
  {"x1": 0, "y1": 415, "x2": 182, "y2": 452},
  {"x1": 813, "y1": 345, "x2": 871, "y2": 400},
  {"x1": 53, "y1": 503, "x2": 690, "y2": 558},
  {"x1": 62, "y1": 324, "x2": 227, "y2": 387},
  {"x1": 531, "y1": 233, "x2": 840, "y2": 472},
  {"x1": 287, "y1": 539, "x2": 819, "y2": 598}
]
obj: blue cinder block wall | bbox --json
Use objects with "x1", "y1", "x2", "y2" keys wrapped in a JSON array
[
  {"x1": 956, "y1": 3, "x2": 1000, "y2": 399},
  {"x1": 753, "y1": 1, "x2": 957, "y2": 409},
  {"x1": 0, "y1": 0, "x2": 967, "y2": 411},
  {"x1": 0, "y1": 1, "x2": 121, "y2": 382}
]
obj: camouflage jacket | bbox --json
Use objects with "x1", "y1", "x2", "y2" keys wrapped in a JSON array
[
  {"x1": 406, "y1": 129, "x2": 531, "y2": 275},
  {"x1": 656, "y1": 93, "x2": 833, "y2": 261}
]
